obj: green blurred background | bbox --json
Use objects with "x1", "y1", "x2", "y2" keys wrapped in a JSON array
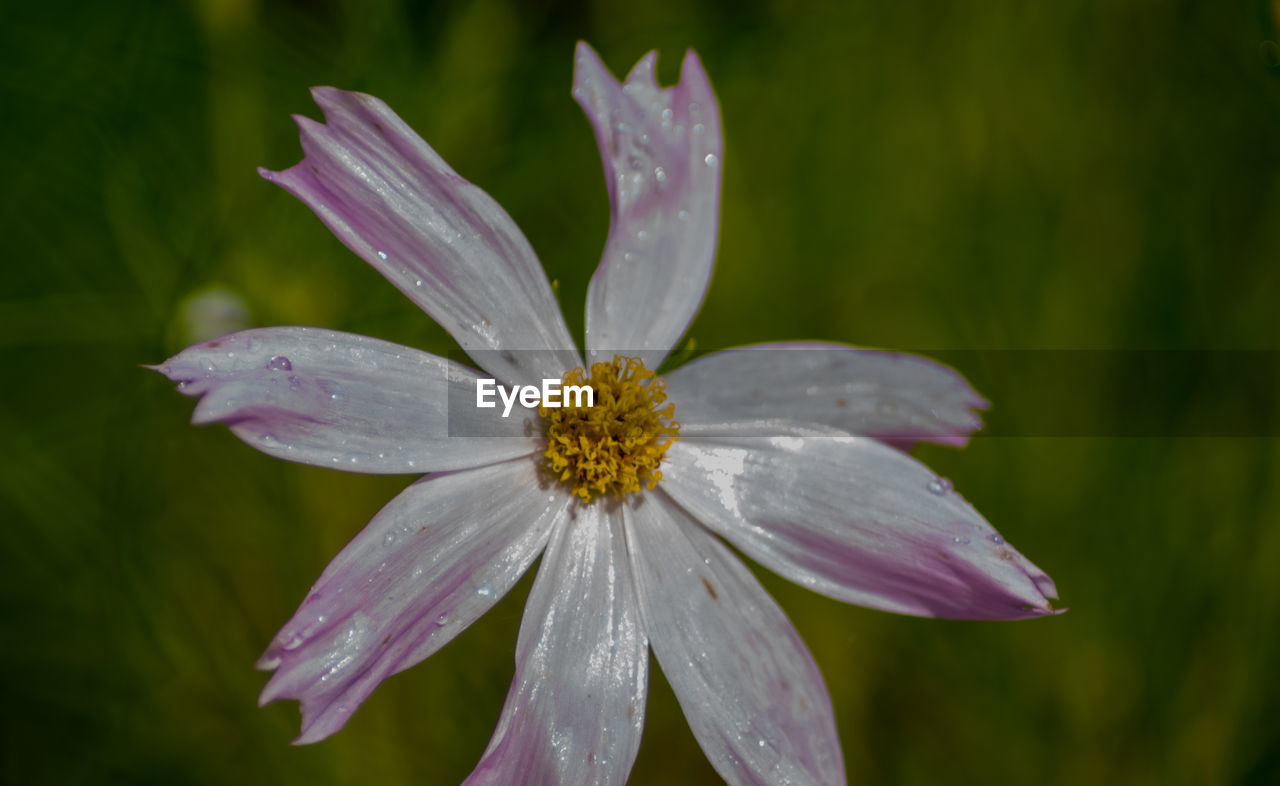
[{"x1": 3, "y1": 0, "x2": 1279, "y2": 783}]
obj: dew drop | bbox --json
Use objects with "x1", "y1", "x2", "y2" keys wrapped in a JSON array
[
  {"x1": 201, "y1": 359, "x2": 217, "y2": 372},
  {"x1": 282, "y1": 633, "x2": 305, "y2": 650},
  {"x1": 628, "y1": 155, "x2": 642, "y2": 170},
  {"x1": 953, "y1": 536, "x2": 971, "y2": 545},
  {"x1": 376, "y1": 250, "x2": 388, "y2": 261},
  {"x1": 435, "y1": 613, "x2": 449, "y2": 627},
  {"x1": 704, "y1": 153, "x2": 719, "y2": 167},
  {"x1": 266, "y1": 355, "x2": 292, "y2": 371},
  {"x1": 677, "y1": 209, "x2": 689, "y2": 221},
  {"x1": 383, "y1": 531, "x2": 397, "y2": 546},
  {"x1": 989, "y1": 533, "x2": 1005, "y2": 544},
  {"x1": 654, "y1": 166, "x2": 667, "y2": 183},
  {"x1": 927, "y1": 477, "x2": 952, "y2": 495},
  {"x1": 661, "y1": 108, "x2": 673, "y2": 122},
  {"x1": 475, "y1": 585, "x2": 494, "y2": 598},
  {"x1": 414, "y1": 278, "x2": 423, "y2": 288},
  {"x1": 693, "y1": 123, "x2": 705, "y2": 135}
]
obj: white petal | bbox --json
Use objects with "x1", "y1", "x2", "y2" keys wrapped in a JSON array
[
  {"x1": 574, "y1": 43, "x2": 723, "y2": 366},
  {"x1": 257, "y1": 458, "x2": 569, "y2": 743},
  {"x1": 153, "y1": 327, "x2": 539, "y2": 473},
  {"x1": 665, "y1": 343, "x2": 987, "y2": 447},
  {"x1": 663, "y1": 437, "x2": 1060, "y2": 619},
  {"x1": 467, "y1": 505, "x2": 647, "y2": 785},
  {"x1": 262, "y1": 87, "x2": 579, "y2": 385},
  {"x1": 626, "y1": 492, "x2": 845, "y2": 786}
]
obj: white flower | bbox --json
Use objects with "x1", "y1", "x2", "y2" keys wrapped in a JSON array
[{"x1": 155, "y1": 42, "x2": 1058, "y2": 785}]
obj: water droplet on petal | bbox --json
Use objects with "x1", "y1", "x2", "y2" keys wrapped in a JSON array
[
  {"x1": 266, "y1": 355, "x2": 292, "y2": 371},
  {"x1": 383, "y1": 531, "x2": 397, "y2": 546},
  {"x1": 953, "y1": 536, "x2": 971, "y2": 545},
  {"x1": 654, "y1": 166, "x2": 667, "y2": 183},
  {"x1": 927, "y1": 477, "x2": 952, "y2": 495},
  {"x1": 475, "y1": 585, "x2": 493, "y2": 598},
  {"x1": 435, "y1": 613, "x2": 449, "y2": 627},
  {"x1": 677, "y1": 210, "x2": 689, "y2": 221},
  {"x1": 989, "y1": 533, "x2": 1005, "y2": 544},
  {"x1": 376, "y1": 250, "x2": 388, "y2": 261},
  {"x1": 704, "y1": 153, "x2": 719, "y2": 167}
]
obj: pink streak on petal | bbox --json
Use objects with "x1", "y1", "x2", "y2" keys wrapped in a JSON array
[
  {"x1": 257, "y1": 458, "x2": 569, "y2": 744},
  {"x1": 465, "y1": 505, "x2": 647, "y2": 785},
  {"x1": 626, "y1": 492, "x2": 846, "y2": 786},
  {"x1": 663, "y1": 437, "x2": 1061, "y2": 620},
  {"x1": 260, "y1": 87, "x2": 579, "y2": 386},
  {"x1": 665, "y1": 342, "x2": 987, "y2": 448},
  {"x1": 573, "y1": 42, "x2": 724, "y2": 365},
  {"x1": 152, "y1": 327, "x2": 538, "y2": 474}
]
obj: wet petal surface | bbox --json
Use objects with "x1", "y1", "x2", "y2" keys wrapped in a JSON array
[
  {"x1": 258, "y1": 458, "x2": 569, "y2": 743},
  {"x1": 262, "y1": 87, "x2": 579, "y2": 385},
  {"x1": 574, "y1": 44, "x2": 723, "y2": 366},
  {"x1": 663, "y1": 436, "x2": 1059, "y2": 619},
  {"x1": 153, "y1": 327, "x2": 538, "y2": 473},
  {"x1": 626, "y1": 493, "x2": 845, "y2": 786}
]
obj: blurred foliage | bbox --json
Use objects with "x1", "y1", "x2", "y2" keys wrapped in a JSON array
[{"x1": 2, "y1": 0, "x2": 1279, "y2": 784}]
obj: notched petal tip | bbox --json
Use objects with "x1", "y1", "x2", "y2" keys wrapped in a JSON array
[
  {"x1": 624, "y1": 50, "x2": 659, "y2": 88},
  {"x1": 678, "y1": 48, "x2": 710, "y2": 87}
]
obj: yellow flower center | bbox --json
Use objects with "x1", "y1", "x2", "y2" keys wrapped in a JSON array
[{"x1": 540, "y1": 356, "x2": 680, "y2": 503}]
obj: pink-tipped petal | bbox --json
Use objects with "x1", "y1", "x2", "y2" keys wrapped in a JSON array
[
  {"x1": 151, "y1": 328, "x2": 538, "y2": 474},
  {"x1": 626, "y1": 493, "x2": 845, "y2": 786},
  {"x1": 261, "y1": 87, "x2": 579, "y2": 386},
  {"x1": 574, "y1": 43, "x2": 723, "y2": 366},
  {"x1": 665, "y1": 343, "x2": 988, "y2": 448},
  {"x1": 663, "y1": 437, "x2": 1060, "y2": 620},
  {"x1": 258, "y1": 458, "x2": 569, "y2": 744},
  {"x1": 466, "y1": 506, "x2": 647, "y2": 785}
]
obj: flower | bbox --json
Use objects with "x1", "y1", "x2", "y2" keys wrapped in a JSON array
[{"x1": 153, "y1": 42, "x2": 1060, "y2": 785}]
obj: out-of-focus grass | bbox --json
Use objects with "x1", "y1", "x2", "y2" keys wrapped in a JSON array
[{"x1": 2, "y1": 1, "x2": 1278, "y2": 784}]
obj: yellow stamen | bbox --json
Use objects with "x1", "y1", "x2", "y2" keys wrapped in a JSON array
[{"x1": 540, "y1": 356, "x2": 680, "y2": 503}]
